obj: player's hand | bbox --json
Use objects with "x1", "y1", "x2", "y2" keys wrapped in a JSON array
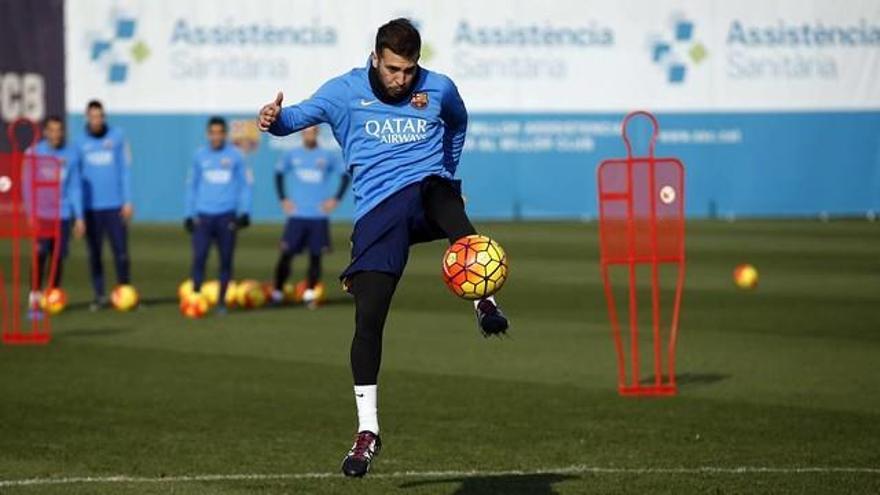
[
  {"x1": 73, "y1": 219, "x2": 86, "y2": 238},
  {"x1": 121, "y1": 203, "x2": 134, "y2": 223},
  {"x1": 235, "y1": 214, "x2": 251, "y2": 230},
  {"x1": 184, "y1": 217, "x2": 195, "y2": 233},
  {"x1": 281, "y1": 198, "x2": 295, "y2": 216},
  {"x1": 257, "y1": 92, "x2": 284, "y2": 131},
  {"x1": 321, "y1": 198, "x2": 339, "y2": 214}
]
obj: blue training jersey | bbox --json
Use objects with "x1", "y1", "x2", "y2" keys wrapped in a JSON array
[
  {"x1": 25, "y1": 140, "x2": 84, "y2": 221},
  {"x1": 185, "y1": 143, "x2": 252, "y2": 217},
  {"x1": 276, "y1": 147, "x2": 342, "y2": 219},
  {"x1": 269, "y1": 60, "x2": 467, "y2": 222},
  {"x1": 77, "y1": 126, "x2": 131, "y2": 211}
]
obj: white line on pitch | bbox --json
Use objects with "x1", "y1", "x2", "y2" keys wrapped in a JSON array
[{"x1": 1, "y1": 465, "x2": 878, "y2": 488}]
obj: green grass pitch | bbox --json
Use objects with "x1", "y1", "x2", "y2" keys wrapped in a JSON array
[{"x1": 0, "y1": 220, "x2": 878, "y2": 494}]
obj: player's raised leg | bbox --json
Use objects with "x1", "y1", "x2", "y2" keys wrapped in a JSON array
[{"x1": 421, "y1": 176, "x2": 509, "y2": 336}]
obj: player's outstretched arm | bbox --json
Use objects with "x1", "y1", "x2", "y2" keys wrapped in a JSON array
[
  {"x1": 257, "y1": 79, "x2": 346, "y2": 137},
  {"x1": 257, "y1": 92, "x2": 284, "y2": 132}
]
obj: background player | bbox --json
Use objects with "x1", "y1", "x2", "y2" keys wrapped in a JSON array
[
  {"x1": 26, "y1": 116, "x2": 85, "y2": 317},
  {"x1": 184, "y1": 116, "x2": 252, "y2": 314},
  {"x1": 258, "y1": 18, "x2": 508, "y2": 477},
  {"x1": 77, "y1": 100, "x2": 134, "y2": 310},
  {"x1": 270, "y1": 125, "x2": 349, "y2": 309}
]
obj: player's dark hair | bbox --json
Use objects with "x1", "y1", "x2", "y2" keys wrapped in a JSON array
[
  {"x1": 375, "y1": 18, "x2": 421, "y2": 60},
  {"x1": 86, "y1": 100, "x2": 103, "y2": 112},
  {"x1": 44, "y1": 115, "x2": 64, "y2": 127},
  {"x1": 207, "y1": 116, "x2": 227, "y2": 130}
]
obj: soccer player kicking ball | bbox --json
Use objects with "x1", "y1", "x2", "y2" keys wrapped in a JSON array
[
  {"x1": 184, "y1": 117, "x2": 252, "y2": 314},
  {"x1": 26, "y1": 116, "x2": 86, "y2": 317},
  {"x1": 257, "y1": 18, "x2": 509, "y2": 477},
  {"x1": 270, "y1": 125, "x2": 349, "y2": 309},
  {"x1": 77, "y1": 100, "x2": 134, "y2": 311}
]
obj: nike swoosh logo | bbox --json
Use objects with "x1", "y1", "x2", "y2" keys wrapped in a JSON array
[
  {"x1": 356, "y1": 394, "x2": 364, "y2": 398},
  {"x1": 360, "y1": 99, "x2": 378, "y2": 107}
]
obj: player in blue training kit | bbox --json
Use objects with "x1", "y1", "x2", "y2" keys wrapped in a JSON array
[
  {"x1": 25, "y1": 116, "x2": 86, "y2": 317},
  {"x1": 77, "y1": 100, "x2": 134, "y2": 310},
  {"x1": 271, "y1": 125, "x2": 349, "y2": 309},
  {"x1": 184, "y1": 117, "x2": 252, "y2": 313},
  {"x1": 258, "y1": 19, "x2": 508, "y2": 477}
]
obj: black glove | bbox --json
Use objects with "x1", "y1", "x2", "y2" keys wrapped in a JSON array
[
  {"x1": 235, "y1": 214, "x2": 251, "y2": 230},
  {"x1": 184, "y1": 217, "x2": 195, "y2": 233}
]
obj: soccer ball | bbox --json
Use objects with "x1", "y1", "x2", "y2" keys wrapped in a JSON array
[
  {"x1": 111, "y1": 284, "x2": 139, "y2": 311},
  {"x1": 734, "y1": 264, "x2": 759, "y2": 290},
  {"x1": 282, "y1": 281, "x2": 298, "y2": 303},
  {"x1": 442, "y1": 234, "x2": 509, "y2": 300},
  {"x1": 201, "y1": 280, "x2": 221, "y2": 306},
  {"x1": 293, "y1": 280, "x2": 326, "y2": 305},
  {"x1": 236, "y1": 280, "x2": 266, "y2": 309},
  {"x1": 40, "y1": 288, "x2": 67, "y2": 315},
  {"x1": 180, "y1": 292, "x2": 209, "y2": 319},
  {"x1": 178, "y1": 279, "x2": 194, "y2": 300},
  {"x1": 224, "y1": 280, "x2": 239, "y2": 308},
  {"x1": 260, "y1": 282, "x2": 275, "y2": 301}
]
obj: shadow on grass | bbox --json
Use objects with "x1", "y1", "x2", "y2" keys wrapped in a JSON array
[
  {"x1": 55, "y1": 326, "x2": 135, "y2": 339},
  {"x1": 400, "y1": 473, "x2": 578, "y2": 495},
  {"x1": 639, "y1": 372, "x2": 730, "y2": 388},
  {"x1": 64, "y1": 296, "x2": 180, "y2": 312}
]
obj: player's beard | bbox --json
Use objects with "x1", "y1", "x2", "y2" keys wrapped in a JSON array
[{"x1": 368, "y1": 65, "x2": 419, "y2": 105}]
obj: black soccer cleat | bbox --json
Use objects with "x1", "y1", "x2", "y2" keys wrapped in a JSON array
[
  {"x1": 341, "y1": 430, "x2": 381, "y2": 478},
  {"x1": 476, "y1": 299, "x2": 509, "y2": 337}
]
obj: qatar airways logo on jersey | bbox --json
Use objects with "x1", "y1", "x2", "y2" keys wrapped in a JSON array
[{"x1": 364, "y1": 118, "x2": 429, "y2": 144}]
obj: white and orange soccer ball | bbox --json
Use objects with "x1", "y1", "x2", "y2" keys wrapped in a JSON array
[
  {"x1": 734, "y1": 264, "x2": 759, "y2": 290},
  {"x1": 40, "y1": 287, "x2": 68, "y2": 315},
  {"x1": 180, "y1": 292, "x2": 209, "y2": 319},
  {"x1": 111, "y1": 284, "x2": 139, "y2": 311},
  {"x1": 442, "y1": 235, "x2": 509, "y2": 300},
  {"x1": 293, "y1": 280, "x2": 326, "y2": 305}
]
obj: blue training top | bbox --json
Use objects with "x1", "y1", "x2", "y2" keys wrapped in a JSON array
[
  {"x1": 26, "y1": 140, "x2": 84, "y2": 221},
  {"x1": 269, "y1": 60, "x2": 467, "y2": 222},
  {"x1": 77, "y1": 126, "x2": 131, "y2": 211},
  {"x1": 185, "y1": 142, "x2": 252, "y2": 217},
  {"x1": 276, "y1": 147, "x2": 342, "y2": 219}
]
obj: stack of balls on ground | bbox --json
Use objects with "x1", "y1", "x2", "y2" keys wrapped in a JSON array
[{"x1": 177, "y1": 279, "x2": 328, "y2": 319}]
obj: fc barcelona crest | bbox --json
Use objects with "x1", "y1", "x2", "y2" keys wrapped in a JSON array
[{"x1": 410, "y1": 92, "x2": 428, "y2": 109}]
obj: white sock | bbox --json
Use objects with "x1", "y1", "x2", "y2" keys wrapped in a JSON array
[
  {"x1": 354, "y1": 385, "x2": 378, "y2": 434},
  {"x1": 474, "y1": 294, "x2": 497, "y2": 309}
]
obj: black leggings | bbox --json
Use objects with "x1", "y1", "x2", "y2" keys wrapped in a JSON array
[
  {"x1": 34, "y1": 244, "x2": 63, "y2": 289},
  {"x1": 349, "y1": 177, "x2": 476, "y2": 385},
  {"x1": 274, "y1": 252, "x2": 322, "y2": 290}
]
